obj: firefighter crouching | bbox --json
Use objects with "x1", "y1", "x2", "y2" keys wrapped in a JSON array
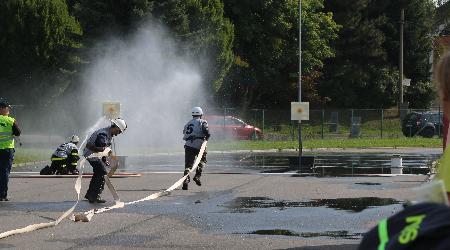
[{"x1": 40, "y1": 135, "x2": 80, "y2": 175}]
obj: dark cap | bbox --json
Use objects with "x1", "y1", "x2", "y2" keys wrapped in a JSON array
[{"x1": 0, "y1": 99, "x2": 11, "y2": 109}]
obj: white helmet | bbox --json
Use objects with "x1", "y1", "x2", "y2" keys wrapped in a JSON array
[
  {"x1": 191, "y1": 107, "x2": 203, "y2": 116},
  {"x1": 112, "y1": 118, "x2": 127, "y2": 132},
  {"x1": 70, "y1": 135, "x2": 80, "y2": 143}
]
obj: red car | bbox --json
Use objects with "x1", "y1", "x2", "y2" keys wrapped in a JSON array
[{"x1": 204, "y1": 115, "x2": 263, "y2": 140}]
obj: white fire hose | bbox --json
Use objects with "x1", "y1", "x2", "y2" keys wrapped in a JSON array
[{"x1": 0, "y1": 141, "x2": 207, "y2": 239}]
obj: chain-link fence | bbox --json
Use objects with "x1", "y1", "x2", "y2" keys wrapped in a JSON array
[
  {"x1": 8, "y1": 105, "x2": 444, "y2": 144},
  {"x1": 205, "y1": 107, "x2": 444, "y2": 141}
]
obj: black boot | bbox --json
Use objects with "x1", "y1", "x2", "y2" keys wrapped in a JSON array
[
  {"x1": 193, "y1": 166, "x2": 202, "y2": 186},
  {"x1": 182, "y1": 175, "x2": 190, "y2": 190},
  {"x1": 93, "y1": 197, "x2": 106, "y2": 203},
  {"x1": 84, "y1": 194, "x2": 94, "y2": 203},
  {"x1": 193, "y1": 173, "x2": 201, "y2": 186},
  {"x1": 69, "y1": 168, "x2": 79, "y2": 175},
  {"x1": 40, "y1": 165, "x2": 54, "y2": 175},
  {"x1": 193, "y1": 175, "x2": 201, "y2": 186},
  {"x1": 84, "y1": 194, "x2": 106, "y2": 203}
]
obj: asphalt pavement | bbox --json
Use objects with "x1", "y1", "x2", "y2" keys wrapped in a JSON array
[{"x1": 0, "y1": 150, "x2": 433, "y2": 249}]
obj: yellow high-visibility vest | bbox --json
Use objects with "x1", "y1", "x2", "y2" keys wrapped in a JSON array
[
  {"x1": 436, "y1": 144, "x2": 450, "y2": 193},
  {"x1": 0, "y1": 115, "x2": 15, "y2": 149}
]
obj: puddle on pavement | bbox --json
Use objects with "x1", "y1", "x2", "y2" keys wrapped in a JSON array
[
  {"x1": 248, "y1": 229, "x2": 362, "y2": 239},
  {"x1": 104, "y1": 151, "x2": 439, "y2": 176},
  {"x1": 259, "y1": 153, "x2": 437, "y2": 174},
  {"x1": 355, "y1": 182, "x2": 381, "y2": 186},
  {"x1": 223, "y1": 197, "x2": 401, "y2": 213},
  {"x1": 306, "y1": 153, "x2": 438, "y2": 175},
  {"x1": 212, "y1": 153, "x2": 439, "y2": 175}
]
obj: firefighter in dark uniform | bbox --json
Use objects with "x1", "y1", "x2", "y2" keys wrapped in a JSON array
[
  {"x1": 0, "y1": 98, "x2": 21, "y2": 201},
  {"x1": 40, "y1": 135, "x2": 80, "y2": 175},
  {"x1": 182, "y1": 107, "x2": 210, "y2": 190},
  {"x1": 83, "y1": 118, "x2": 127, "y2": 203}
]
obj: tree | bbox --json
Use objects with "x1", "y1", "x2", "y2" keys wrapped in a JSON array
[
  {"x1": 320, "y1": 0, "x2": 435, "y2": 108},
  {"x1": 70, "y1": 0, "x2": 233, "y2": 98},
  {"x1": 320, "y1": 0, "x2": 396, "y2": 108},
  {"x1": 69, "y1": 0, "x2": 153, "y2": 40},
  {"x1": 219, "y1": 0, "x2": 339, "y2": 110},
  {"x1": 383, "y1": 0, "x2": 436, "y2": 108},
  {"x1": 0, "y1": 0, "x2": 82, "y2": 104},
  {"x1": 152, "y1": 0, "x2": 234, "y2": 95}
]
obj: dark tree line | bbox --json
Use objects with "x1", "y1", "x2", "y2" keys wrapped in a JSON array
[
  {"x1": 0, "y1": 0, "x2": 438, "y2": 109},
  {"x1": 320, "y1": 0, "x2": 435, "y2": 109}
]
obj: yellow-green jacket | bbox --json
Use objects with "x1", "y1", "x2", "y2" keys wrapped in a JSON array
[{"x1": 0, "y1": 115, "x2": 15, "y2": 149}]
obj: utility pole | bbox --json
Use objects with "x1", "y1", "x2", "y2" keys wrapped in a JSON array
[
  {"x1": 399, "y1": 9, "x2": 404, "y2": 105},
  {"x1": 298, "y1": 0, "x2": 303, "y2": 169}
]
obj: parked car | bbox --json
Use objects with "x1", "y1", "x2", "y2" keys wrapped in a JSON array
[
  {"x1": 401, "y1": 111, "x2": 443, "y2": 138},
  {"x1": 204, "y1": 115, "x2": 263, "y2": 140}
]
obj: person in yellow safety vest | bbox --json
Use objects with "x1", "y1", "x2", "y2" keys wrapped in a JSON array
[
  {"x1": 40, "y1": 135, "x2": 80, "y2": 175},
  {"x1": 0, "y1": 98, "x2": 21, "y2": 201},
  {"x1": 435, "y1": 52, "x2": 450, "y2": 201}
]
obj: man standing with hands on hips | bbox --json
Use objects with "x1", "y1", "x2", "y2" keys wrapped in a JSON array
[{"x1": 0, "y1": 98, "x2": 21, "y2": 201}]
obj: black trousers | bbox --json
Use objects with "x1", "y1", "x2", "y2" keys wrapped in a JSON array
[
  {"x1": 85, "y1": 159, "x2": 107, "y2": 198},
  {"x1": 184, "y1": 145, "x2": 207, "y2": 175},
  {"x1": 0, "y1": 149, "x2": 14, "y2": 198},
  {"x1": 50, "y1": 156, "x2": 78, "y2": 174}
]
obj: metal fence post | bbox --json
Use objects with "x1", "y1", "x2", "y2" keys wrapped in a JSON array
[
  {"x1": 321, "y1": 109, "x2": 324, "y2": 139},
  {"x1": 439, "y1": 106, "x2": 442, "y2": 137},
  {"x1": 381, "y1": 109, "x2": 384, "y2": 139},
  {"x1": 351, "y1": 109, "x2": 354, "y2": 133},
  {"x1": 223, "y1": 107, "x2": 227, "y2": 136},
  {"x1": 291, "y1": 121, "x2": 294, "y2": 141},
  {"x1": 262, "y1": 109, "x2": 265, "y2": 135}
]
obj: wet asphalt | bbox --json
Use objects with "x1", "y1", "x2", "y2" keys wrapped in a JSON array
[{"x1": 0, "y1": 149, "x2": 437, "y2": 249}]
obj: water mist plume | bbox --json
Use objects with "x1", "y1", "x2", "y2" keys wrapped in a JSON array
[{"x1": 81, "y1": 21, "x2": 205, "y2": 153}]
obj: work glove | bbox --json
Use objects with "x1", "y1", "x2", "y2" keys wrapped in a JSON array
[
  {"x1": 101, "y1": 156, "x2": 110, "y2": 166},
  {"x1": 88, "y1": 147, "x2": 112, "y2": 159}
]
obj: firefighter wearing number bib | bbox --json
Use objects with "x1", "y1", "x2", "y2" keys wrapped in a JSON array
[{"x1": 182, "y1": 107, "x2": 210, "y2": 190}]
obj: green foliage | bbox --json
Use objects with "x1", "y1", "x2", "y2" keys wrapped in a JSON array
[
  {"x1": 384, "y1": 0, "x2": 436, "y2": 108},
  {"x1": 321, "y1": 0, "x2": 436, "y2": 108},
  {"x1": 71, "y1": 0, "x2": 233, "y2": 95},
  {"x1": 13, "y1": 148, "x2": 52, "y2": 165},
  {"x1": 0, "y1": 0, "x2": 437, "y2": 109},
  {"x1": 321, "y1": 0, "x2": 396, "y2": 108},
  {"x1": 153, "y1": 0, "x2": 234, "y2": 93},
  {"x1": 207, "y1": 137, "x2": 442, "y2": 151},
  {"x1": 302, "y1": 0, "x2": 340, "y2": 74},
  {"x1": 218, "y1": 0, "x2": 339, "y2": 109},
  {"x1": 0, "y1": 0, "x2": 82, "y2": 104},
  {"x1": 70, "y1": 0, "x2": 153, "y2": 39}
]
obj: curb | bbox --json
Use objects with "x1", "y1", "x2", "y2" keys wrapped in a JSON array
[{"x1": 13, "y1": 160, "x2": 49, "y2": 168}]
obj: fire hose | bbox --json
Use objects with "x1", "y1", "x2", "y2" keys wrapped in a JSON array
[{"x1": 0, "y1": 141, "x2": 207, "y2": 239}]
